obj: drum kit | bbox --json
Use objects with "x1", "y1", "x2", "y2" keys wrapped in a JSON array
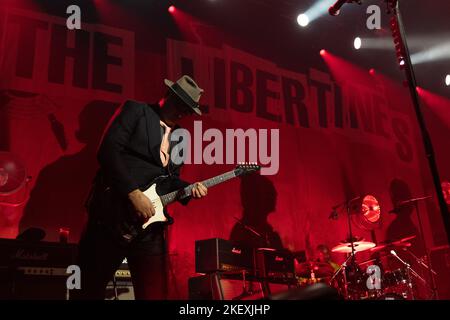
[
  {"x1": 294, "y1": 235, "x2": 421, "y2": 300},
  {"x1": 292, "y1": 193, "x2": 438, "y2": 299}
]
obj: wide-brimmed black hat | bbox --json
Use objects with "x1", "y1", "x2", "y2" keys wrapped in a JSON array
[{"x1": 164, "y1": 75, "x2": 204, "y2": 115}]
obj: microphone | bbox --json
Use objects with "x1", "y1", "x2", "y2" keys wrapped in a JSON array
[
  {"x1": 329, "y1": 0, "x2": 348, "y2": 16},
  {"x1": 390, "y1": 250, "x2": 410, "y2": 267}
]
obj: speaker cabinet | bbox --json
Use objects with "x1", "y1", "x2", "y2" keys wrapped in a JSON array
[{"x1": 195, "y1": 238, "x2": 254, "y2": 273}]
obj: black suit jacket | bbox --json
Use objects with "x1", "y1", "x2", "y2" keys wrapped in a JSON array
[{"x1": 96, "y1": 99, "x2": 190, "y2": 200}]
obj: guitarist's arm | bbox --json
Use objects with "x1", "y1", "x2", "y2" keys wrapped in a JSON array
[
  {"x1": 97, "y1": 100, "x2": 141, "y2": 196},
  {"x1": 97, "y1": 100, "x2": 155, "y2": 220}
]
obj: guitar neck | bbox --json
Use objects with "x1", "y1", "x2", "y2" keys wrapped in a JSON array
[{"x1": 160, "y1": 170, "x2": 238, "y2": 206}]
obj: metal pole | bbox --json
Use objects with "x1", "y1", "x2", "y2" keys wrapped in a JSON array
[{"x1": 394, "y1": 1, "x2": 450, "y2": 247}]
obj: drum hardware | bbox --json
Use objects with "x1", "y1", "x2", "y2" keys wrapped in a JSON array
[
  {"x1": 390, "y1": 195, "x2": 438, "y2": 299},
  {"x1": 398, "y1": 248, "x2": 438, "y2": 299},
  {"x1": 402, "y1": 247, "x2": 438, "y2": 276},
  {"x1": 389, "y1": 249, "x2": 426, "y2": 300},
  {"x1": 328, "y1": 253, "x2": 353, "y2": 298},
  {"x1": 329, "y1": 195, "x2": 381, "y2": 299}
]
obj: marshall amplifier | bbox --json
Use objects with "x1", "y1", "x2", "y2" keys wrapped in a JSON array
[
  {"x1": 254, "y1": 248, "x2": 296, "y2": 281},
  {"x1": 0, "y1": 238, "x2": 77, "y2": 300},
  {"x1": 195, "y1": 238, "x2": 254, "y2": 273}
]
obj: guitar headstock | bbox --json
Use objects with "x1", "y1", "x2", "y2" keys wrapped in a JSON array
[{"x1": 234, "y1": 162, "x2": 261, "y2": 176}]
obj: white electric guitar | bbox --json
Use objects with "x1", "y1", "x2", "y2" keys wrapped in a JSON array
[{"x1": 117, "y1": 163, "x2": 260, "y2": 241}]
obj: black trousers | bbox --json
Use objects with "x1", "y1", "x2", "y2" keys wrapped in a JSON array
[{"x1": 71, "y1": 221, "x2": 168, "y2": 300}]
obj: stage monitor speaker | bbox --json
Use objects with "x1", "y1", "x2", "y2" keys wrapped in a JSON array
[
  {"x1": 188, "y1": 272, "x2": 291, "y2": 300},
  {"x1": 105, "y1": 279, "x2": 135, "y2": 300},
  {"x1": 105, "y1": 260, "x2": 135, "y2": 300}
]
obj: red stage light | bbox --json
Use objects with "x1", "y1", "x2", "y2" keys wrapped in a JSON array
[
  {"x1": 369, "y1": 68, "x2": 375, "y2": 75},
  {"x1": 168, "y1": 5, "x2": 175, "y2": 13},
  {"x1": 320, "y1": 49, "x2": 326, "y2": 56}
]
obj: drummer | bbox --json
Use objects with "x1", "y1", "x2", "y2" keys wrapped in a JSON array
[{"x1": 315, "y1": 244, "x2": 340, "y2": 273}]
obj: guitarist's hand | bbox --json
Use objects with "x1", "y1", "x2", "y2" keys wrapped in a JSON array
[
  {"x1": 192, "y1": 182, "x2": 208, "y2": 198},
  {"x1": 128, "y1": 189, "x2": 155, "y2": 220}
]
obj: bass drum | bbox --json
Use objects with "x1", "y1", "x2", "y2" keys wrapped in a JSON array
[{"x1": 377, "y1": 292, "x2": 405, "y2": 300}]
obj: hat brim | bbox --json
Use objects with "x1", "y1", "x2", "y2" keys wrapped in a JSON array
[{"x1": 164, "y1": 79, "x2": 202, "y2": 115}]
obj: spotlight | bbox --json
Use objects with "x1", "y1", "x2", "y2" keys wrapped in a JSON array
[
  {"x1": 302, "y1": 0, "x2": 337, "y2": 24},
  {"x1": 369, "y1": 68, "x2": 375, "y2": 75},
  {"x1": 297, "y1": 14, "x2": 309, "y2": 27},
  {"x1": 168, "y1": 5, "x2": 175, "y2": 13},
  {"x1": 399, "y1": 59, "x2": 405, "y2": 66},
  {"x1": 446, "y1": 74, "x2": 450, "y2": 86},
  {"x1": 320, "y1": 49, "x2": 326, "y2": 56},
  {"x1": 354, "y1": 37, "x2": 362, "y2": 50}
]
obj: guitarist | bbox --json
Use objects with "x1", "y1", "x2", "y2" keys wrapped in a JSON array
[{"x1": 73, "y1": 75, "x2": 208, "y2": 300}]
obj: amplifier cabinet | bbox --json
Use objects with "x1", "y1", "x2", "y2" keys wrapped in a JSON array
[{"x1": 195, "y1": 238, "x2": 254, "y2": 273}]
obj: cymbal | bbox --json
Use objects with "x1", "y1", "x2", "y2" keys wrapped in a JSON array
[
  {"x1": 369, "y1": 235, "x2": 416, "y2": 252},
  {"x1": 331, "y1": 240, "x2": 376, "y2": 253},
  {"x1": 295, "y1": 261, "x2": 335, "y2": 278},
  {"x1": 370, "y1": 242, "x2": 411, "y2": 253},
  {"x1": 395, "y1": 235, "x2": 416, "y2": 243}
]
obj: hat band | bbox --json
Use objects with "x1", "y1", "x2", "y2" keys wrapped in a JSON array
[{"x1": 171, "y1": 83, "x2": 198, "y2": 109}]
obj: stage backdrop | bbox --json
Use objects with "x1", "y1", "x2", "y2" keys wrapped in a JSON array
[{"x1": 0, "y1": 4, "x2": 449, "y2": 299}]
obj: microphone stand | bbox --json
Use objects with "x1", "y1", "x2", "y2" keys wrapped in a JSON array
[
  {"x1": 337, "y1": 196, "x2": 362, "y2": 258},
  {"x1": 390, "y1": 250, "x2": 428, "y2": 300},
  {"x1": 330, "y1": 196, "x2": 362, "y2": 299},
  {"x1": 390, "y1": 251, "x2": 414, "y2": 299},
  {"x1": 390, "y1": 0, "x2": 450, "y2": 257}
]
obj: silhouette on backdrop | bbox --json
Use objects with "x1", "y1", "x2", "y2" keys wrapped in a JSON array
[
  {"x1": 229, "y1": 174, "x2": 283, "y2": 249},
  {"x1": 19, "y1": 101, "x2": 118, "y2": 242},
  {"x1": 385, "y1": 178, "x2": 424, "y2": 257}
]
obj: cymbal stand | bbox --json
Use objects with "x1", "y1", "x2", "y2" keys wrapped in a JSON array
[
  {"x1": 329, "y1": 253, "x2": 353, "y2": 298},
  {"x1": 332, "y1": 196, "x2": 362, "y2": 259},
  {"x1": 330, "y1": 196, "x2": 362, "y2": 299}
]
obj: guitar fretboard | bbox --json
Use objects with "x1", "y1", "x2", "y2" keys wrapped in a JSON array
[{"x1": 160, "y1": 170, "x2": 237, "y2": 206}]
